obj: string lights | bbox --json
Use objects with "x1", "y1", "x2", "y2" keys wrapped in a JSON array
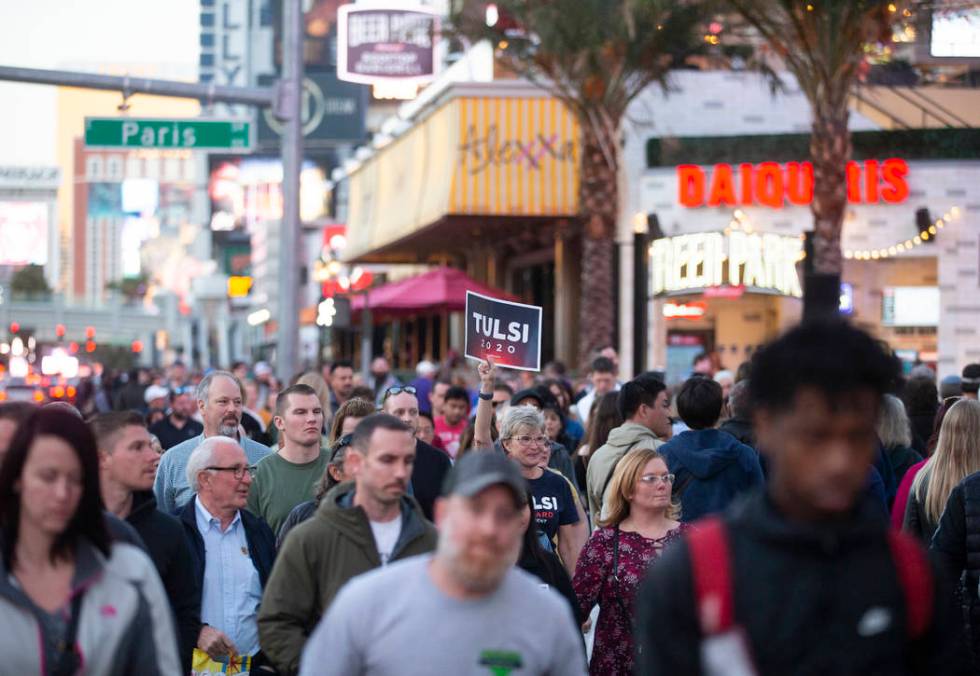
[{"x1": 844, "y1": 206, "x2": 960, "y2": 261}]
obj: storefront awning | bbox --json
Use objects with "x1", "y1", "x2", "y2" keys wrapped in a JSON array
[
  {"x1": 343, "y1": 84, "x2": 580, "y2": 262},
  {"x1": 351, "y1": 266, "x2": 517, "y2": 318}
]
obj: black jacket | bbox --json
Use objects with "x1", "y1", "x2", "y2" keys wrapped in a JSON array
[
  {"x1": 177, "y1": 498, "x2": 277, "y2": 642},
  {"x1": 930, "y1": 471, "x2": 980, "y2": 659},
  {"x1": 412, "y1": 438, "x2": 451, "y2": 521},
  {"x1": 886, "y1": 444, "x2": 923, "y2": 487},
  {"x1": 718, "y1": 416, "x2": 756, "y2": 449},
  {"x1": 518, "y1": 545, "x2": 583, "y2": 626},
  {"x1": 636, "y1": 491, "x2": 968, "y2": 675},
  {"x1": 127, "y1": 491, "x2": 201, "y2": 671}
]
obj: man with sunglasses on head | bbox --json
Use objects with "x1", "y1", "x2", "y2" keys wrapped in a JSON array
[
  {"x1": 149, "y1": 385, "x2": 203, "y2": 451},
  {"x1": 179, "y1": 436, "x2": 276, "y2": 669},
  {"x1": 381, "y1": 384, "x2": 452, "y2": 521}
]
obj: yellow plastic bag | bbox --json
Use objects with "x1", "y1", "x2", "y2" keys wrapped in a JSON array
[{"x1": 191, "y1": 648, "x2": 252, "y2": 675}]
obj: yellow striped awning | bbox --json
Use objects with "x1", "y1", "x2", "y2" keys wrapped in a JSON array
[{"x1": 344, "y1": 92, "x2": 580, "y2": 261}]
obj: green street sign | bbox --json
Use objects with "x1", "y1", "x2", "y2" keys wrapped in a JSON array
[{"x1": 84, "y1": 117, "x2": 253, "y2": 151}]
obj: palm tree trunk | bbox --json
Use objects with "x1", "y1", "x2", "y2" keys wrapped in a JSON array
[
  {"x1": 805, "y1": 102, "x2": 849, "y2": 321},
  {"x1": 578, "y1": 122, "x2": 619, "y2": 366}
]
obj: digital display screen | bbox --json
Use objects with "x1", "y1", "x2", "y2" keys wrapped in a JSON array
[
  {"x1": 882, "y1": 287, "x2": 940, "y2": 327},
  {"x1": 931, "y1": 10, "x2": 980, "y2": 58}
]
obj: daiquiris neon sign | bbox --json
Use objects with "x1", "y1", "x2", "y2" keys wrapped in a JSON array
[
  {"x1": 678, "y1": 159, "x2": 909, "y2": 208},
  {"x1": 650, "y1": 231, "x2": 803, "y2": 298}
]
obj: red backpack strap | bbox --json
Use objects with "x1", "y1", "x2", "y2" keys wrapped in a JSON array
[
  {"x1": 886, "y1": 529, "x2": 933, "y2": 640},
  {"x1": 687, "y1": 517, "x2": 734, "y2": 636}
]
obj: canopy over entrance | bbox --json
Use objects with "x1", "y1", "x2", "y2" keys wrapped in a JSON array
[{"x1": 351, "y1": 266, "x2": 518, "y2": 318}]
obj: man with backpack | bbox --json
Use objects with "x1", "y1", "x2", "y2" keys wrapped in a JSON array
[{"x1": 636, "y1": 320, "x2": 968, "y2": 675}]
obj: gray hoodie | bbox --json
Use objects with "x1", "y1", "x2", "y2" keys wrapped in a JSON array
[{"x1": 586, "y1": 422, "x2": 664, "y2": 517}]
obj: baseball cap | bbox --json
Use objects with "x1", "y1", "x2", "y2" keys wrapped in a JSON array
[
  {"x1": 940, "y1": 375, "x2": 963, "y2": 400},
  {"x1": 962, "y1": 364, "x2": 980, "y2": 393},
  {"x1": 416, "y1": 360, "x2": 437, "y2": 376},
  {"x1": 441, "y1": 451, "x2": 528, "y2": 509},
  {"x1": 144, "y1": 385, "x2": 170, "y2": 404}
]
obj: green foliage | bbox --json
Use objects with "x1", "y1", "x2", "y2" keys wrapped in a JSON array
[
  {"x1": 106, "y1": 274, "x2": 149, "y2": 302},
  {"x1": 449, "y1": 0, "x2": 712, "y2": 120},
  {"x1": 10, "y1": 264, "x2": 51, "y2": 299}
]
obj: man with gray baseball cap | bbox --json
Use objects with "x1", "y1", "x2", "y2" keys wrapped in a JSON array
[{"x1": 299, "y1": 451, "x2": 587, "y2": 676}]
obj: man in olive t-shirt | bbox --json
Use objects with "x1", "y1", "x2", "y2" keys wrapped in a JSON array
[{"x1": 247, "y1": 384, "x2": 329, "y2": 534}]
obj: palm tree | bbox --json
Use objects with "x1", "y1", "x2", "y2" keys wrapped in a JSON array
[
  {"x1": 725, "y1": 0, "x2": 899, "y2": 318},
  {"x1": 449, "y1": 0, "x2": 710, "y2": 364}
]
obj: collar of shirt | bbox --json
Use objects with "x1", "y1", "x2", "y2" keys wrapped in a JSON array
[{"x1": 195, "y1": 495, "x2": 242, "y2": 535}]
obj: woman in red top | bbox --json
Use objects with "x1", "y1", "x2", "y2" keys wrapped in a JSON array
[{"x1": 572, "y1": 447, "x2": 688, "y2": 676}]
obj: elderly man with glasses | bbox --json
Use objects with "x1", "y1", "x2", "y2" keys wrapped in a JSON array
[{"x1": 178, "y1": 436, "x2": 276, "y2": 669}]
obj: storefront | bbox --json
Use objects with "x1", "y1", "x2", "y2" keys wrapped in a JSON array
[
  {"x1": 637, "y1": 139, "x2": 979, "y2": 382},
  {"x1": 339, "y1": 80, "x2": 583, "y2": 364}
]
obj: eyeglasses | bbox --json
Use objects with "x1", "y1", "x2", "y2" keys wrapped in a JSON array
[
  {"x1": 508, "y1": 435, "x2": 549, "y2": 447},
  {"x1": 206, "y1": 465, "x2": 256, "y2": 480},
  {"x1": 382, "y1": 385, "x2": 417, "y2": 402},
  {"x1": 639, "y1": 473, "x2": 675, "y2": 485}
]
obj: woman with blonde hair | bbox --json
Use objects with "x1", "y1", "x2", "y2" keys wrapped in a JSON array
[
  {"x1": 904, "y1": 398, "x2": 980, "y2": 542},
  {"x1": 572, "y1": 447, "x2": 688, "y2": 676}
]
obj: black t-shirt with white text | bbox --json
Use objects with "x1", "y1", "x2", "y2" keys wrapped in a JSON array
[{"x1": 528, "y1": 469, "x2": 579, "y2": 543}]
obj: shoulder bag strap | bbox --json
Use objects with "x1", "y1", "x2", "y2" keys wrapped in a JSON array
[
  {"x1": 52, "y1": 592, "x2": 84, "y2": 676},
  {"x1": 886, "y1": 529, "x2": 933, "y2": 640},
  {"x1": 687, "y1": 517, "x2": 734, "y2": 636}
]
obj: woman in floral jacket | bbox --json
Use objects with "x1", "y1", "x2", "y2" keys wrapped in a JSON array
[{"x1": 572, "y1": 447, "x2": 689, "y2": 676}]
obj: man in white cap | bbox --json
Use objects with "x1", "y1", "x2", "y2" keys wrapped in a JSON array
[
  {"x1": 410, "y1": 360, "x2": 438, "y2": 416},
  {"x1": 144, "y1": 384, "x2": 170, "y2": 416}
]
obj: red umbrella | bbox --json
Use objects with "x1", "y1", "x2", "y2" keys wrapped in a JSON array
[{"x1": 350, "y1": 266, "x2": 518, "y2": 317}]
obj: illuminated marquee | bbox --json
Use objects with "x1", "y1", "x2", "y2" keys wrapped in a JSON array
[
  {"x1": 678, "y1": 159, "x2": 909, "y2": 208},
  {"x1": 651, "y1": 231, "x2": 803, "y2": 298}
]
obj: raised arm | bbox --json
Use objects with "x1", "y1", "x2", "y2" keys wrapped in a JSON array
[{"x1": 473, "y1": 358, "x2": 496, "y2": 449}]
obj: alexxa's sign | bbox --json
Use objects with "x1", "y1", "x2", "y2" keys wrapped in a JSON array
[
  {"x1": 650, "y1": 231, "x2": 803, "y2": 298},
  {"x1": 678, "y1": 159, "x2": 909, "y2": 209}
]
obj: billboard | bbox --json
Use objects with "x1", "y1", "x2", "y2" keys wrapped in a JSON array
[
  {"x1": 0, "y1": 202, "x2": 48, "y2": 265},
  {"x1": 931, "y1": 10, "x2": 980, "y2": 58},
  {"x1": 337, "y1": 4, "x2": 439, "y2": 85},
  {"x1": 882, "y1": 287, "x2": 940, "y2": 327}
]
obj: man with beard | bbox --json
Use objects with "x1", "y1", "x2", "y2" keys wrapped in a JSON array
[
  {"x1": 258, "y1": 414, "x2": 437, "y2": 676},
  {"x1": 154, "y1": 371, "x2": 271, "y2": 514},
  {"x1": 150, "y1": 386, "x2": 204, "y2": 450},
  {"x1": 299, "y1": 451, "x2": 586, "y2": 676}
]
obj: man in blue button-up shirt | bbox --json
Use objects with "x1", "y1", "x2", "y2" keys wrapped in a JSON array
[{"x1": 178, "y1": 436, "x2": 276, "y2": 663}]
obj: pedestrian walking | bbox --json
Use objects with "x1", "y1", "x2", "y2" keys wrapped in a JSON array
[
  {"x1": 573, "y1": 447, "x2": 687, "y2": 676},
  {"x1": 0, "y1": 407, "x2": 180, "y2": 674},
  {"x1": 636, "y1": 320, "x2": 968, "y2": 675},
  {"x1": 298, "y1": 451, "x2": 587, "y2": 676},
  {"x1": 575, "y1": 391, "x2": 622, "y2": 502},
  {"x1": 904, "y1": 399, "x2": 980, "y2": 542},
  {"x1": 154, "y1": 371, "x2": 272, "y2": 514},
  {"x1": 878, "y1": 393, "x2": 922, "y2": 486},
  {"x1": 258, "y1": 414, "x2": 437, "y2": 676},
  {"x1": 92, "y1": 411, "x2": 200, "y2": 671}
]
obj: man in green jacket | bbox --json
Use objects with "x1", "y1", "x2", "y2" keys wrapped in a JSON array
[
  {"x1": 586, "y1": 375, "x2": 672, "y2": 518},
  {"x1": 257, "y1": 414, "x2": 438, "y2": 675}
]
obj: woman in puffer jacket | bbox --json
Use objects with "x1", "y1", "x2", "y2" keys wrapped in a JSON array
[{"x1": 0, "y1": 407, "x2": 180, "y2": 675}]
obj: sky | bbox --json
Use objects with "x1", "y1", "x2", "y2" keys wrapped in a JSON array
[{"x1": 0, "y1": 0, "x2": 199, "y2": 165}]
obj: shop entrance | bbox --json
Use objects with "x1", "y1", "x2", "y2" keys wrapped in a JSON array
[{"x1": 665, "y1": 330, "x2": 714, "y2": 385}]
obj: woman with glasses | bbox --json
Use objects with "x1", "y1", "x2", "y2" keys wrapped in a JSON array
[
  {"x1": 500, "y1": 405, "x2": 587, "y2": 575},
  {"x1": 572, "y1": 447, "x2": 688, "y2": 676},
  {"x1": 0, "y1": 407, "x2": 180, "y2": 675},
  {"x1": 904, "y1": 398, "x2": 980, "y2": 542}
]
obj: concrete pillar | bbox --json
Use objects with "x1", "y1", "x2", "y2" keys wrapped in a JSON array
[
  {"x1": 216, "y1": 307, "x2": 231, "y2": 369},
  {"x1": 197, "y1": 314, "x2": 211, "y2": 369},
  {"x1": 554, "y1": 231, "x2": 581, "y2": 368}
]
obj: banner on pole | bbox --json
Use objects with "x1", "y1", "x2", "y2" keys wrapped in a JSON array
[{"x1": 464, "y1": 291, "x2": 542, "y2": 372}]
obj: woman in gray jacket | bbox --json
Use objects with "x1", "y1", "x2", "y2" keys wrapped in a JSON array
[{"x1": 0, "y1": 407, "x2": 179, "y2": 675}]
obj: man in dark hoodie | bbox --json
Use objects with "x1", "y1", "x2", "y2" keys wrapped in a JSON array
[
  {"x1": 258, "y1": 414, "x2": 437, "y2": 676},
  {"x1": 636, "y1": 320, "x2": 969, "y2": 675},
  {"x1": 92, "y1": 411, "x2": 200, "y2": 671},
  {"x1": 661, "y1": 375, "x2": 764, "y2": 522}
]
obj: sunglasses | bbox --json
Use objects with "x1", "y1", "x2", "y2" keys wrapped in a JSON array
[{"x1": 382, "y1": 385, "x2": 417, "y2": 402}]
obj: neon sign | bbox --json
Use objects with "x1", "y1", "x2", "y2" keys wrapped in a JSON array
[
  {"x1": 677, "y1": 159, "x2": 909, "y2": 208},
  {"x1": 650, "y1": 231, "x2": 803, "y2": 298},
  {"x1": 663, "y1": 301, "x2": 707, "y2": 319}
]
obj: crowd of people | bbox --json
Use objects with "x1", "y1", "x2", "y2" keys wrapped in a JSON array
[{"x1": 2, "y1": 321, "x2": 980, "y2": 673}]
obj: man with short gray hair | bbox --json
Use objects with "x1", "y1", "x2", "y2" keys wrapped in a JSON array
[
  {"x1": 155, "y1": 370, "x2": 272, "y2": 514},
  {"x1": 177, "y1": 436, "x2": 276, "y2": 666}
]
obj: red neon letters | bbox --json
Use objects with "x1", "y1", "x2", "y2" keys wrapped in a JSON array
[{"x1": 678, "y1": 159, "x2": 909, "y2": 208}]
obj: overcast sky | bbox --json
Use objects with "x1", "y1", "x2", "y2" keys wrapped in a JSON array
[{"x1": 0, "y1": 0, "x2": 199, "y2": 165}]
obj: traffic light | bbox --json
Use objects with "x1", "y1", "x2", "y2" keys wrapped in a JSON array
[
  {"x1": 9, "y1": 321, "x2": 19, "y2": 334},
  {"x1": 55, "y1": 324, "x2": 66, "y2": 338},
  {"x1": 131, "y1": 340, "x2": 144, "y2": 353},
  {"x1": 85, "y1": 326, "x2": 96, "y2": 339}
]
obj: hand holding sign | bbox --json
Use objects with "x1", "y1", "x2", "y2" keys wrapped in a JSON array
[
  {"x1": 465, "y1": 291, "x2": 543, "y2": 372},
  {"x1": 478, "y1": 356, "x2": 496, "y2": 389}
]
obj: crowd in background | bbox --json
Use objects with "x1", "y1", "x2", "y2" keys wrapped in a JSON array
[{"x1": 2, "y1": 326, "x2": 980, "y2": 674}]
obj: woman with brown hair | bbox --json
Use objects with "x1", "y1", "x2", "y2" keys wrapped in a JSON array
[
  {"x1": 574, "y1": 392, "x2": 623, "y2": 498},
  {"x1": 572, "y1": 447, "x2": 688, "y2": 676},
  {"x1": 904, "y1": 398, "x2": 980, "y2": 542}
]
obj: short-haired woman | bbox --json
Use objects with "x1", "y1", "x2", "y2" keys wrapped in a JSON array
[
  {"x1": 572, "y1": 447, "x2": 688, "y2": 676},
  {"x1": 878, "y1": 393, "x2": 922, "y2": 485},
  {"x1": 0, "y1": 408, "x2": 180, "y2": 674},
  {"x1": 500, "y1": 405, "x2": 587, "y2": 575}
]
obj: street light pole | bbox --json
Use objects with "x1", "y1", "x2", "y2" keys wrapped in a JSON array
[{"x1": 277, "y1": 0, "x2": 304, "y2": 383}]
